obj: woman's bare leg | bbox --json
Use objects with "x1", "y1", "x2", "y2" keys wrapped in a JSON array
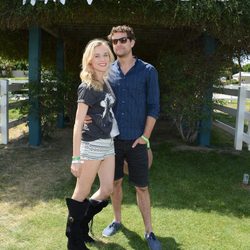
[
  {"x1": 72, "y1": 160, "x2": 102, "y2": 202},
  {"x1": 91, "y1": 155, "x2": 115, "y2": 200}
]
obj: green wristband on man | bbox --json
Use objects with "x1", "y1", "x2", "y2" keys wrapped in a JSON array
[{"x1": 141, "y1": 135, "x2": 150, "y2": 149}]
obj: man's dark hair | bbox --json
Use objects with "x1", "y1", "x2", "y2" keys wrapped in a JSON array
[{"x1": 107, "y1": 25, "x2": 136, "y2": 41}]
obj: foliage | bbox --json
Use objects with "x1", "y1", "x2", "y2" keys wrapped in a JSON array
[
  {"x1": 21, "y1": 70, "x2": 78, "y2": 138},
  {"x1": 218, "y1": 62, "x2": 241, "y2": 85},
  {"x1": 0, "y1": 28, "x2": 57, "y2": 71},
  {"x1": 13, "y1": 60, "x2": 28, "y2": 70},
  {"x1": 158, "y1": 38, "x2": 223, "y2": 143},
  {"x1": 0, "y1": 56, "x2": 28, "y2": 77},
  {"x1": 232, "y1": 62, "x2": 241, "y2": 75},
  {"x1": 242, "y1": 63, "x2": 250, "y2": 72},
  {"x1": 1, "y1": 1, "x2": 250, "y2": 74},
  {"x1": 0, "y1": 1, "x2": 250, "y2": 48},
  {"x1": 0, "y1": 30, "x2": 28, "y2": 61},
  {"x1": 0, "y1": 57, "x2": 13, "y2": 77}
]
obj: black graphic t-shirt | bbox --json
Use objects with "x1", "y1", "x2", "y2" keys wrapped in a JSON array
[{"x1": 77, "y1": 82, "x2": 116, "y2": 141}]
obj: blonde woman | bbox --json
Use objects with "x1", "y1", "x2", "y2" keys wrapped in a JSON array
[{"x1": 65, "y1": 39, "x2": 118, "y2": 250}]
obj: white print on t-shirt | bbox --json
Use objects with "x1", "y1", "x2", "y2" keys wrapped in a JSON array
[{"x1": 100, "y1": 93, "x2": 115, "y2": 118}]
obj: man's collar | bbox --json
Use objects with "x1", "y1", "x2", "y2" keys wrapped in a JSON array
[{"x1": 115, "y1": 56, "x2": 138, "y2": 67}]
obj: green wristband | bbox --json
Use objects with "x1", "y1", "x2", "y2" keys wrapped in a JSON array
[
  {"x1": 72, "y1": 156, "x2": 80, "y2": 161},
  {"x1": 141, "y1": 135, "x2": 150, "y2": 149}
]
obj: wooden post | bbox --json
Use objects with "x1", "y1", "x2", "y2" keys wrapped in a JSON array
[
  {"x1": 56, "y1": 38, "x2": 65, "y2": 128},
  {"x1": 198, "y1": 33, "x2": 216, "y2": 147},
  {"x1": 28, "y1": 26, "x2": 41, "y2": 146},
  {"x1": 0, "y1": 79, "x2": 9, "y2": 144},
  {"x1": 234, "y1": 85, "x2": 246, "y2": 150}
]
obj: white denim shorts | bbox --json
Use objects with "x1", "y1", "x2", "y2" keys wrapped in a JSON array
[{"x1": 80, "y1": 138, "x2": 115, "y2": 160}]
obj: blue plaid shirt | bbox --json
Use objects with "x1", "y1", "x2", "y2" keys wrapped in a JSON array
[{"x1": 108, "y1": 58, "x2": 160, "y2": 140}]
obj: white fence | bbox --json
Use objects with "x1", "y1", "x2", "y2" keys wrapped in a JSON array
[
  {"x1": 213, "y1": 84, "x2": 250, "y2": 150},
  {"x1": 1, "y1": 79, "x2": 250, "y2": 149},
  {"x1": 0, "y1": 79, "x2": 28, "y2": 144}
]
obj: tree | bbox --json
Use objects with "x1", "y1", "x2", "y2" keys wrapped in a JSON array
[{"x1": 242, "y1": 63, "x2": 250, "y2": 72}]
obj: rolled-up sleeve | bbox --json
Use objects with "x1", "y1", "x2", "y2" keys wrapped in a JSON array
[{"x1": 147, "y1": 66, "x2": 160, "y2": 119}]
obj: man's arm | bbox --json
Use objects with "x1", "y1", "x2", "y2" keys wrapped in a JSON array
[
  {"x1": 132, "y1": 116, "x2": 156, "y2": 148},
  {"x1": 146, "y1": 65, "x2": 160, "y2": 119},
  {"x1": 132, "y1": 65, "x2": 160, "y2": 148},
  {"x1": 143, "y1": 116, "x2": 156, "y2": 139}
]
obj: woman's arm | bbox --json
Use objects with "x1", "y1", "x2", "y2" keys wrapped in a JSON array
[{"x1": 71, "y1": 102, "x2": 88, "y2": 177}]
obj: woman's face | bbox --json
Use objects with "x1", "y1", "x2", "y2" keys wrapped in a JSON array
[{"x1": 91, "y1": 44, "x2": 110, "y2": 73}]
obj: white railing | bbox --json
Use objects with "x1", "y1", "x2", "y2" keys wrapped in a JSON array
[
  {"x1": 213, "y1": 84, "x2": 250, "y2": 150},
  {"x1": 0, "y1": 79, "x2": 28, "y2": 144}
]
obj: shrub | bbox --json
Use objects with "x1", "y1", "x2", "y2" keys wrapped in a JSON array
[
  {"x1": 0, "y1": 57, "x2": 13, "y2": 77},
  {"x1": 22, "y1": 70, "x2": 78, "y2": 138},
  {"x1": 158, "y1": 49, "x2": 222, "y2": 143},
  {"x1": 0, "y1": 57, "x2": 28, "y2": 77}
]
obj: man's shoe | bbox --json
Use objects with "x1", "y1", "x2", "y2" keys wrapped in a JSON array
[
  {"x1": 145, "y1": 232, "x2": 162, "y2": 250},
  {"x1": 102, "y1": 221, "x2": 121, "y2": 237}
]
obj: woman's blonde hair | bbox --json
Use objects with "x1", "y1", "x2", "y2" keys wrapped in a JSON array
[{"x1": 80, "y1": 39, "x2": 114, "y2": 91}]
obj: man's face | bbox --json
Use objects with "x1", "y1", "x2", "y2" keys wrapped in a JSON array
[{"x1": 111, "y1": 32, "x2": 135, "y2": 57}]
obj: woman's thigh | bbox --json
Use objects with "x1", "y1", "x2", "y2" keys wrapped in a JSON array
[
  {"x1": 98, "y1": 155, "x2": 115, "y2": 191},
  {"x1": 72, "y1": 160, "x2": 102, "y2": 200}
]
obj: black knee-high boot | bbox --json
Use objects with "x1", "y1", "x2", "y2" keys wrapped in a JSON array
[
  {"x1": 82, "y1": 199, "x2": 109, "y2": 243},
  {"x1": 65, "y1": 198, "x2": 90, "y2": 250}
]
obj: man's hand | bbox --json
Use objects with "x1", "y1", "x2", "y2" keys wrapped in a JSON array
[
  {"x1": 84, "y1": 115, "x2": 92, "y2": 124},
  {"x1": 132, "y1": 136, "x2": 147, "y2": 148}
]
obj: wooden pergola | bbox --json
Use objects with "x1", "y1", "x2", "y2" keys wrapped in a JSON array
[{"x1": 2, "y1": 1, "x2": 248, "y2": 146}]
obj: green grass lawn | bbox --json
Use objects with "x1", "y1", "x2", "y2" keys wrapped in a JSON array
[
  {"x1": 223, "y1": 99, "x2": 250, "y2": 111},
  {"x1": 8, "y1": 108, "x2": 23, "y2": 121},
  {"x1": 0, "y1": 125, "x2": 249, "y2": 250},
  {"x1": 213, "y1": 99, "x2": 250, "y2": 133}
]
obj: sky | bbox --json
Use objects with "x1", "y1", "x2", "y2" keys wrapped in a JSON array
[{"x1": 233, "y1": 56, "x2": 250, "y2": 66}]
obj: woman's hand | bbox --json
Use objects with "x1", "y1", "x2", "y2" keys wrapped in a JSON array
[{"x1": 71, "y1": 163, "x2": 82, "y2": 178}]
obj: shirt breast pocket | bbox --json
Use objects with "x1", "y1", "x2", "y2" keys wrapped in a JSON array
[{"x1": 128, "y1": 77, "x2": 146, "y2": 99}]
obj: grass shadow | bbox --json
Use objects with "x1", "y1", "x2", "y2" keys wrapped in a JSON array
[
  {"x1": 88, "y1": 240, "x2": 127, "y2": 250},
  {"x1": 0, "y1": 123, "x2": 249, "y2": 220},
  {"x1": 150, "y1": 142, "x2": 250, "y2": 218},
  {"x1": 0, "y1": 128, "x2": 74, "y2": 207},
  {"x1": 122, "y1": 226, "x2": 182, "y2": 250}
]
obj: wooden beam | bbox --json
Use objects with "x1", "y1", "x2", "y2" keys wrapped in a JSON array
[
  {"x1": 56, "y1": 38, "x2": 65, "y2": 128},
  {"x1": 41, "y1": 25, "x2": 59, "y2": 38},
  {"x1": 198, "y1": 33, "x2": 216, "y2": 147},
  {"x1": 28, "y1": 26, "x2": 42, "y2": 146}
]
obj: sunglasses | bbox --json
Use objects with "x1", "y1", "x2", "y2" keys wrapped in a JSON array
[{"x1": 111, "y1": 37, "x2": 131, "y2": 45}]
